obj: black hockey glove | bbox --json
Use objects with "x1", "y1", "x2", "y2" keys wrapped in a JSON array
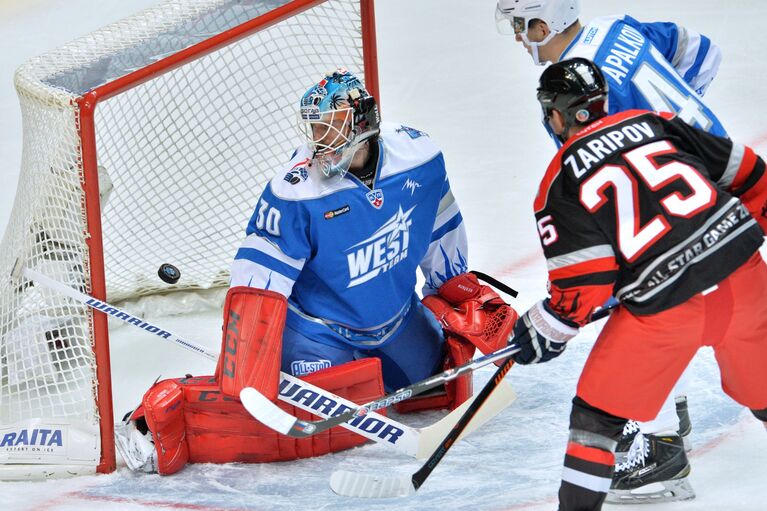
[{"x1": 510, "y1": 300, "x2": 579, "y2": 365}]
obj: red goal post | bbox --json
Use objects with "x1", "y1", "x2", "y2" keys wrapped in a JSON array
[{"x1": 0, "y1": 0, "x2": 378, "y2": 478}]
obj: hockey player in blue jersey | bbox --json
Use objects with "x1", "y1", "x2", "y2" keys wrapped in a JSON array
[
  {"x1": 495, "y1": 0, "x2": 726, "y2": 502},
  {"x1": 226, "y1": 68, "x2": 517, "y2": 415},
  {"x1": 230, "y1": 69, "x2": 464, "y2": 394},
  {"x1": 495, "y1": 0, "x2": 724, "y2": 137}
]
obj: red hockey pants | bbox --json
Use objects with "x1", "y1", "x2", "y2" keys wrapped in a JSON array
[{"x1": 577, "y1": 251, "x2": 767, "y2": 420}]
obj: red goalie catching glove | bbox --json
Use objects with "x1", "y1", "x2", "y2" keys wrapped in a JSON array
[
  {"x1": 423, "y1": 272, "x2": 519, "y2": 359},
  {"x1": 397, "y1": 272, "x2": 519, "y2": 414}
]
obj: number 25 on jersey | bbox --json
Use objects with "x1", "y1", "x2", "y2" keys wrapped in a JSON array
[{"x1": 579, "y1": 140, "x2": 716, "y2": 262}]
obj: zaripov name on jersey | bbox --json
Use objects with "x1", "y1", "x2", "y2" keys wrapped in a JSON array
[{"x1": 564, "y1": 121, "x2": 657, "y2": 178}]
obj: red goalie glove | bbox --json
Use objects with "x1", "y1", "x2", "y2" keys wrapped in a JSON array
[
  {"x1": 397, "y1": 273, "x2": 519, "y2": 414},
  {"x1": 423, "y1": 272, "x2": 519, "y2": 359}
]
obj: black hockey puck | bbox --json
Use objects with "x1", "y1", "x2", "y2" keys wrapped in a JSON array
[{"x1": 158, "y1": 263, "x2": 181, "y2": 284}]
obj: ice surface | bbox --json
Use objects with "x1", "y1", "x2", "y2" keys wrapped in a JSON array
[{"x1": 1, "y1": 1, "x2": 766, "y2": 510}]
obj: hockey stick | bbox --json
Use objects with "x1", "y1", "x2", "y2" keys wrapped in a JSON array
[
  {"x1": 17, "y1": 266, "x2": 516, "y2": 459},
  {"x1": 240, "y1": 301, "x2": 617, "y2": 439},
  {"x1": 275, "y1": 370, "x2": 517, "y2": 460},
  {"x1": 240, "y1": 341, "x2": 521, "y2": 438},
  {"x1": 329, "y1": 355, "x2": 516, "y2": 497}
]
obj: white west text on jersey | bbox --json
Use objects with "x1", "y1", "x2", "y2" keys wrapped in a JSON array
[{"x1": 346, "y1": 205, "x2": 415, "y2": 287}]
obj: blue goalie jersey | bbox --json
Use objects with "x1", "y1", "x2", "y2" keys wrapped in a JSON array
[
  {"x1": 559, "y1": 15, "x2": 726, "y2": 137},
  {"x1": 231, "y1": 122, "x2": 468, "y2": 336}
]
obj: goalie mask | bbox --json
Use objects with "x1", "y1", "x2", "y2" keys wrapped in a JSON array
[
  {"x1": 495, "y1": 0, "x2": 581, "y2": 65},
  {"x1": 537, "y1": 58, "x2": 608, "y2": 143},
  {"x1": 297, "y1": 68, "x2": 380, "y2": 177}
]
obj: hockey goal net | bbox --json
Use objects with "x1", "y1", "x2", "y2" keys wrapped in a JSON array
[{"x1": 0, "y1": 0, "x2": 378, "y2": 478}]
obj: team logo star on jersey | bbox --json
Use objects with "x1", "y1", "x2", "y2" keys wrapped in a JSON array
[{"x1": 345, "y1": 205, "x2": 416, "y2": 287}]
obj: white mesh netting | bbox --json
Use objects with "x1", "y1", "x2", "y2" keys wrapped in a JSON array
[{"x1": 0, "y1": 0, "x2": 368, "y2": 473}]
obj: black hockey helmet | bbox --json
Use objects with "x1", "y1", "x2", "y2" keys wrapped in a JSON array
[{"x1": 537, "y1": 58, "x2": 608, "y2": 142}]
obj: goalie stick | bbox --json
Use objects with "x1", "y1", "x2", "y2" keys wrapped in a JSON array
[
  {"x1": 16, "y1": 266, "x2": 516, "y2": 460},
  {"x1": 240, "y1": 341, "x2": 522, "y2": 438}
]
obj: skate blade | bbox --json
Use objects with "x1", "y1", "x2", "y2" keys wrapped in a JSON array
[{"x1": 606, "y1": 478, "x2": 695, "y2": 505}]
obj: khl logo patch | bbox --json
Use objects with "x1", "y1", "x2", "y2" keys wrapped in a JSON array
[{"x1": 366, "y1": 189, "x2": 384, "y2": 209}]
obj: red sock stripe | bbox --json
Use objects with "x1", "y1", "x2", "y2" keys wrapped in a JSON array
[{"x1": 566, "y1": 442, "x2": 614, "y2": 466}]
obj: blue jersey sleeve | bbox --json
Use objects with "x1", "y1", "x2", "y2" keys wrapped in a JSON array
[
  {"x1": 589, "y1": 19, "x2": 727, "y2": 137},
  {"x1": 230, "y1": 183, "x2": 310, "y2": 296},
  {"x1": 623, "y1": 16, "x2": 679, "y2": 62},
  {"x1": 420, "y1": 170, "x2": 468, "y2": 295},
  {"x1": 623, "y1": 15, "x2": 722, "y2": 96}
]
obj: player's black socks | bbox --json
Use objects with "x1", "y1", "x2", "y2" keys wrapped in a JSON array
[{"x1": 558, "y1": 397, "x2": 626, "y2": 511}]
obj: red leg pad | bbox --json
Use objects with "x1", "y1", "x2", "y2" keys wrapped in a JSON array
[
  {"x1": 144, "y1": 358, "x2": 386, "y2": 472},
  {"x1": 215, "y1": 286, "x2": 287, "y2": 401}
]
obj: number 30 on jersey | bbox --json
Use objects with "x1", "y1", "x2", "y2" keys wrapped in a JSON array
[{"x1": 255, "y1": 199, "x2": 282, "y2": 236}]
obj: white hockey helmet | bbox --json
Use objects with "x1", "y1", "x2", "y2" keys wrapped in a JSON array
[{"x1": 495, "y1": 0, "x2": 581, "y2": 64}]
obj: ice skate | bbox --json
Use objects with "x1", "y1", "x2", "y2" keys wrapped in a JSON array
[
  {"x1": 615, "y1": 396, "x2": 692, "y2": 464},
  {"x1": 676, "y1": 395, "x2": 693, "y2": 452},
  {"x1": 608, "y1": 434, "x2": 695, "y2": 504}
]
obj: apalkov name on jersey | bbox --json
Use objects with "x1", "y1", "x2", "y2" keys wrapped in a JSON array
[
  {"x1": 346, "y1": 205, "x2": 415, "y2": 287},
  {"x1": 602, "y1": 22, "x2": 645, "y2": 85}
]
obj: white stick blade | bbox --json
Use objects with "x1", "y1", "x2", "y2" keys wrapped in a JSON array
[
  {"x1": 329, "y1": 470, "x2": 416, "y2": 498},
  {"x1": 240, "y1": 387, "x2": 296, "y2": 435}
]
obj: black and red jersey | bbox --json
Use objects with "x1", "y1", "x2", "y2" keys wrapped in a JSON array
[{"x1": 535, "y1": 110, "x2": 766, "y2": 323}]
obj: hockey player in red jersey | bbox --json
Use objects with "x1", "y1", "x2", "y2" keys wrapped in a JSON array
[
  {"x1": 495, "y1": 0, "x2": 732, "y2": 501},
  {"x1": 509, "y1": 57, "x2": 767, "y2": 511}
]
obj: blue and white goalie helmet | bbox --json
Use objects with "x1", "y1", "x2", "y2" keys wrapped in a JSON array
[
  {"x1": 297, "y1": 67, "x2": 380, "y2": 177},
  {"x1": 495, "y1": 0, "x2": 581, "y2": 65}
]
